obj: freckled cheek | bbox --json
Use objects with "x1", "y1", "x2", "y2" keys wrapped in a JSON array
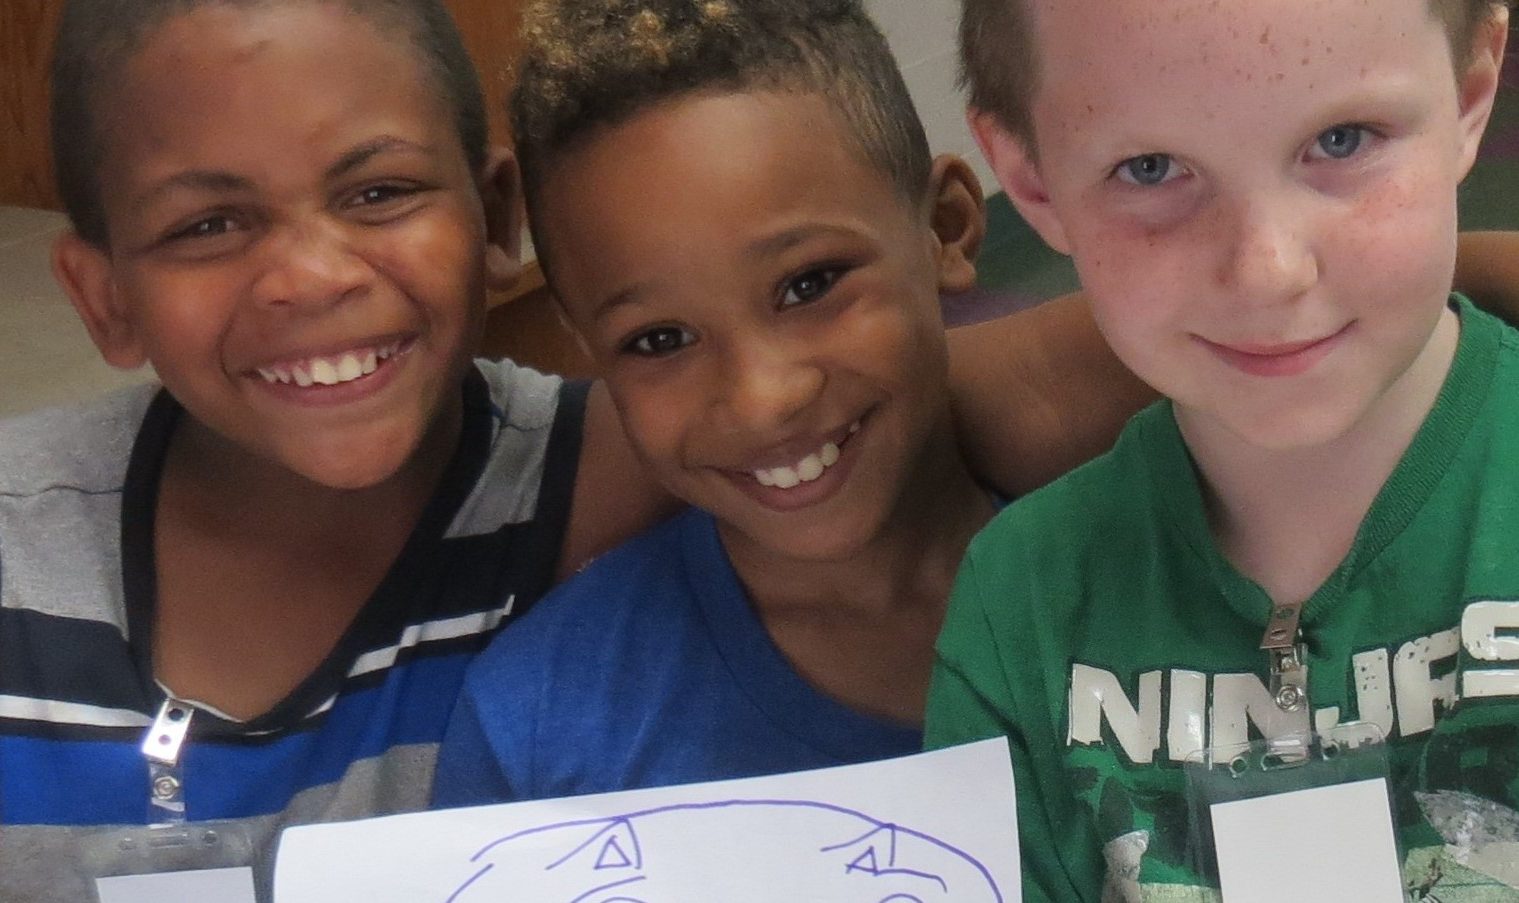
[
  {"x1": 1334, "y1": 179, "x2": 1457, "y2": 296},
  {"x1": 1078, "y1": 233, "x2": 1193, "y2": 313}
]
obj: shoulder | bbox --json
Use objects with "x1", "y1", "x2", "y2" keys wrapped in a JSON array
[
  {"x1": 473, "y1": 357, "x2": 565, "y2": 433},
  {"x1": 0, "y1": 384, "x2": 156, "y2": 497},
  {"x1": 446, "y1": 361, "x2": 577, "y2": 538},
  {"x1": 455, "y1": 511, "x2": 704, "y2": 778},
  {"x1": 968, "y1": 401, "x2": 1169, "y2": 568},
  {"x1": 0, "y1": 386, "x2": 155, "y2": 622},
  {"x1": 467, "y1": 511, "x2": 699, "y2": 678}
]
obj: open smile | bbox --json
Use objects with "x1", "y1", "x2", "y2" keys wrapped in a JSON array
[
  {"x1": 750, "y1": 420, "x2": 862, "y2": 489},
  {"x1": 717, "y1": 412, "x2": 873, "y2": 514},
  {"x1": 253, "y1": 337, "x2": 412, "y2": 388}
]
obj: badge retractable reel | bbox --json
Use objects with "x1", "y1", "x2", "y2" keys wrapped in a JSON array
[{"x1": 79, "y1": 699, "x2": 259, "y2": 902}]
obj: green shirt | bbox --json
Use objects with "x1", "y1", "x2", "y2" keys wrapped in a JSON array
[{"x1": 927, "y1": 298, "x2": 1519, "y2": 902}]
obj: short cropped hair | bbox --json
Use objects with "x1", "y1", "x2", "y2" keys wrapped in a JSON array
[
  {"x1": 961, "y1": 0, "x2": 1513, "y2": 150},
  {"x1": 51, "y1": 0, "x2": 487, "y2": 248},
  {"x1": 511, "y1": 0, "x2": 934, "y2": 261}
]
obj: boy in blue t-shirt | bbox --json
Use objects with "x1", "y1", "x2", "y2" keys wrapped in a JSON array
[{"x1": 433, "y1": 0, "x2": 1004, "y2": 804}]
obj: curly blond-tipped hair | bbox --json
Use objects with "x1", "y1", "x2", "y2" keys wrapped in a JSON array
[
  {"x1": 961, "y1": 0, "x2": 1513, "y2": 150},
  {"x1": 511, "y1": 0, "x2": 932, "y2": 261}
]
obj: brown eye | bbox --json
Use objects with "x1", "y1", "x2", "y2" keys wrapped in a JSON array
[
  {"x1": 168, "y1": 215, "x2": 235, "y2": 242},
  {"x1": 781, "y1": 268, "x2": 841, "y2": 307},
  {"x1": 626, "y1": 326, "x2": 694, "y2": 357}
]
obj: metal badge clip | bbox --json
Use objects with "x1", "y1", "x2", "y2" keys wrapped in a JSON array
[
  {"x1": 1260, "y1": 603, "x2": 1308, "y2": 712},
  {"x1": 141, "y1": 699, "x2": 195, "y2": 824}
]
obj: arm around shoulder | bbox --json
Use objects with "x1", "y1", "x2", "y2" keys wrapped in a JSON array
[
  {"x1": 947, "y1": 294, "x2": 1158, "y2": 499},
  {"x1": 555, "y1": 381, "x2": 684, "y2": 580},
  {"x1": 1455, "y1": 231, "x2": 1519, "y2": 326}
]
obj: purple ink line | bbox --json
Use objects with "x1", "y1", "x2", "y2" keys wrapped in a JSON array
[{"x1": 464, "y1": 798, "x2": 1004, "y2": 903}]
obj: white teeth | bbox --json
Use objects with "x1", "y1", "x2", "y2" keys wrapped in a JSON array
[
  {"x1": 336, "y1": 353, "x2": 363, "y2": 382},
  {"x1": 261, "y1": 343, "x2": 395, "y2": 389},
  {"x1": 848, "y1": 421, "x2": 860, "y2": 435},
  {"x1": 751, "y1": 434, "x2": 851, "y2": 490},
  {"x1": 309, "y1": 358, "x2": 339, "y2": 386},
  {"x1": 771, "y1": 467, "x2": 801, "y2": 489}
]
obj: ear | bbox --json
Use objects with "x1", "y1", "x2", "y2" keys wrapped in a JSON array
[
  {"x1": 52, "y1": 232, "x2": 147, "y2": 369},
  {"x1": 968, "y1": 107, "x2": 1071, "y2": 256},
  {"x1": 479, "y1": 144, "x2": 525, "y2": 292},
  {"x1": 1453, "y1": 7, "x2": 1509, "y2": 180},
  {"x1": 925, "y1": 154, "x2": 986, "y2": 294}
]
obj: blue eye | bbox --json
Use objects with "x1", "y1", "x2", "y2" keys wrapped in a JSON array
[
  {"x1": 625, "y1": 326, "x2": 694, "y2": 357},
  {"x1": 781, "y1": 268, "x2": 841, "y2": 307},
  {"x1": 1117, "y1": 154, "x2": 1176, "y2": 186},
  {"x1": 1312, "y1": 125, "x2": 1365, "y2": 160}
]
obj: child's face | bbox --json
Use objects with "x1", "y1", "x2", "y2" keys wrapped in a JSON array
[
  {"x1": 980, "y1": 0, "x2": 1503, "y2": 451},
  {"x1": 60, "y1": 4, "x2": 493, "y2": 488},
  {"x1": 536, "y1": 92, "x2": 978, "y2": 562}
]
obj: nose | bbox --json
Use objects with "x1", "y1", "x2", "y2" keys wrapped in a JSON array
[
  {"x1": 251, "y1": 218, "x2": 371, "y2": 310},
  {"x1": 713, "y1": 336, "x2": 826, "y2": 435},
  {"x1": 1215, "y1": 195, "x2": 1319, "y2": 306}
]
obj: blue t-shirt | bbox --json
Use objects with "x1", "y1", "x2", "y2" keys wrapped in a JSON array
[{"x1": 433, "y1": 508, "x2": 921, "y2": 807}]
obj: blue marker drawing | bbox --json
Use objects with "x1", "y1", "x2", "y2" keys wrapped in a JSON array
[{"x1": 445, "y1": 799, "x2": 1004, "y2": 902}]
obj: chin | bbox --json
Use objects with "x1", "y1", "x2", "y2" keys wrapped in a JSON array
[
  {"x1": 1218, "y1": 402, "x2": 1367, "y2": 453},
  {"x1": 277, "y1": 435, "x2": 420, "y2": 491}
]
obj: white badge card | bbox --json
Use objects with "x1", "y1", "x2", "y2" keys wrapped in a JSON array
[
  {"x1": 1210, "y1": 778, "x2": 1403, "y2": 902},
  {"x1": 95, "y1": 867, "x2": 257, "y2": 903}
]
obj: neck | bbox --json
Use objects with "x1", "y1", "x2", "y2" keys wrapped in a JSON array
[
  {"x1": 716, "y1": 407, "x2": 995, "y2": 726},
  {"x1": 723, "y1": 408, "x2": 995, "y2": 617},
  {"x1": 1180, "y1": 307, "x2": 1459, "y2": 605},
  {"x1": 164, "y1": 401, "x2": 463, "y2": 541}
]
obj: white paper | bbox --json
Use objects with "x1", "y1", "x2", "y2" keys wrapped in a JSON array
[
  {"x1": 1211, "y1": 777, "x2": 1404, "y2": 902},
  {"x1": 274, "y1": 739, "x2": 1020, "y2": 902},
  {"x1": 95, "y1": 866, "x2": 257, "y2": 903}
]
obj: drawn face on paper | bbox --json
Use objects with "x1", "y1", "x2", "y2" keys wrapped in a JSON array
[{"x1": 447, "y1": 800, "x2": 1004, "y2": 902}]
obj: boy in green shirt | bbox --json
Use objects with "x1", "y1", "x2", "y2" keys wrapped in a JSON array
[{"x1": 926, "y1": 0, "x2": 1519, "y2": 898}]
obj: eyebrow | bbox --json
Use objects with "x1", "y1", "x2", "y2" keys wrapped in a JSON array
[
  {"x1": 590, "y1": 280, "x2": 655, "y2": 323},
  {"x1": 129, "y1": 136, "x2": 435, "y2": 212},
  {"x1": 589, "y1": 222, "x2": 869, "y2": 321},
  {"x1": 746, "y1": 222, "x2": 864, "y2": 257},
  {"x1": 130, "y1": 170, "x2": 255, "y2": 212},
  {"x1": 324, "y1": 135, "x2": 434, "y2": 181}
]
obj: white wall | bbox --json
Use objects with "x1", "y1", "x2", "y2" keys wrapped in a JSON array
[{"x1": 865, "y1": 0, "x2": 996, "y2": 193}]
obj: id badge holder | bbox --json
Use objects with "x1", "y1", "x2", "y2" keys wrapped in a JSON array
[
  {"x1": 78, "y1": 700, "x2": 261, "y2": 903},
  {"x1": 1180, "y1": 615, "x2": 1408, "y2": 901}
]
